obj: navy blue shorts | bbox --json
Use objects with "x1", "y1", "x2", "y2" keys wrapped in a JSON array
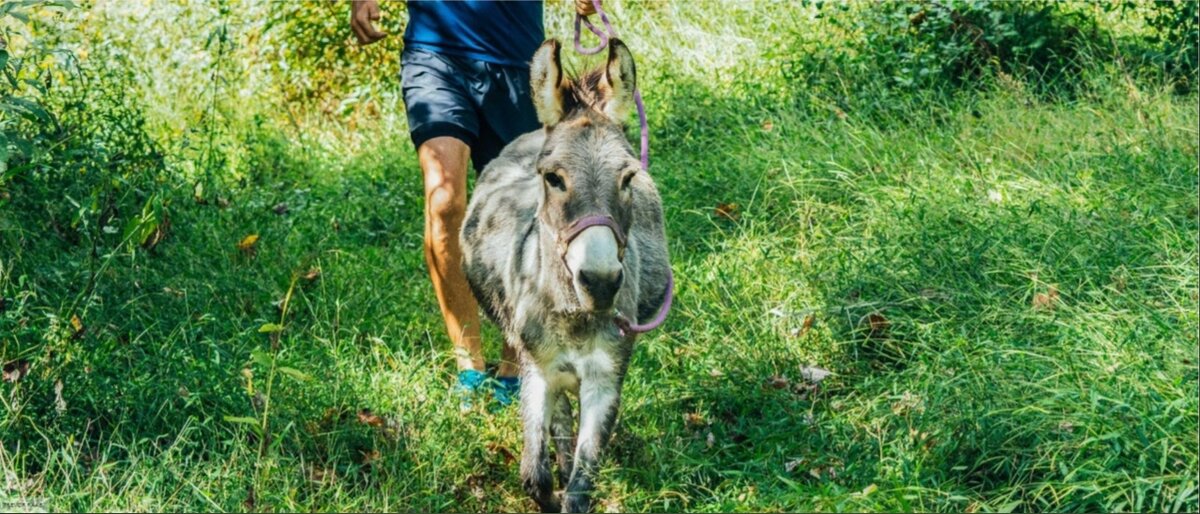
[{"x1": 401, "y1": 47, "x2": 541, "y2": 173}]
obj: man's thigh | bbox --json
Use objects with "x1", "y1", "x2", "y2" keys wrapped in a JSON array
[{"x1": 401, "y1": 48, "x2": 479, "y2": 152}]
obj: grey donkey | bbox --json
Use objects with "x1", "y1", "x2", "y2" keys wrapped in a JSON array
[{"x1": 460, "y1": 38, "x2": 671, "y2": 513}]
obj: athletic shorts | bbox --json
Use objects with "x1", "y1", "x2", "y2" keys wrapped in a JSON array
[{"x1": 400, "y1": 47, "x2": 541, "y2": 173}]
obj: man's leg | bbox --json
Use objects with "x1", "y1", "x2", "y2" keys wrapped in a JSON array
[{"x1": 419, "y1": 136, "x2": 484, "y2": 373}]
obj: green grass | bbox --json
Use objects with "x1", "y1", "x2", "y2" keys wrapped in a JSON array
[{"x1": 2, "y1": 2, "x2": 1199, "y2": 512}]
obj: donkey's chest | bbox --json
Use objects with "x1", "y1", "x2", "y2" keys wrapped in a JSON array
[{"x1": 534, "y1": 336, "x2": 623, "y2": 393}]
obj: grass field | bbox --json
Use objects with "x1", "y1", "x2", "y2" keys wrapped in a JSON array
[{"x1": 2, "y1": 1, "x2": 1198, "y2": 512}]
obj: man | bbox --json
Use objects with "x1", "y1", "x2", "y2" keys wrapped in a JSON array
[{"x1": 349, "y1": 0, "x2": 595, "y2": 407}]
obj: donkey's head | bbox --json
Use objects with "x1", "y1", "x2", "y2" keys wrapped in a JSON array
[{"x1": 530, "y1": 38, "x2": 640, "y2": 313}]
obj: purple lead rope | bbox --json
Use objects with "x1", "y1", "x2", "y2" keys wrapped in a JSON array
[
  {"x1": 575, "y1": 0, "x2": 650, "y2": 172},
  {"x1": 568, "y1": 3, "x2": 670, "y2": 334}
]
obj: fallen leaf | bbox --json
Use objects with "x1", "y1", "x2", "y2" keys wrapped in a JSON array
[
  {"x1": 797, "y1": 314, "x2": 815, "y2": 337},
  {"x1": 142, "y1": 213, "x2": 169, "y2": 250},
  {"x1": 715, "y1": 203, "x2": 740, "y2": 221},
  {"x1": 708, "y1": 368, "x2": 724, "y2": 378},
  {"x1": 809, "y1": 467, "x2": 822, "y2": 479},
  {"x1": 355, "y1": 449, "x2": 379, "y2": 465},
  {"x1": 683, "y1": 412, "x2": 706, "y2": 429},
  {"x1": 761, "y1": 120, "x2": 774, "y2": 132},
  {"x1": 5, "y1": 360, "x2": 30, "y2": 384},
  {"x1": 54, "y1": 379, "x2": 66, "y2": 414},
  {"x1": 799, "y1": 365, "x2": 832, "y2": 384},
  {"x1": 70, "y1": 314, "x2": 85, "y2": 339},
  {"x1": 766, "y1": 375, "x2": 790, "y2": 390},
  {"x1": 358, "y1": 408, "x2": 385, "y2": 428},
  {"x1": 486, "y1": 442, "x2": 517, "y2": 464},
  {"x1": 237, "y1": 234, "x2": 260, "y2": 254},
  {"x1": 303, "y1": 267, "x2": 321, "y2": 282},
  {"x1": 306, "y1": 465, "x2": 337, "y2": 484},
  {"x1": 865, "y1": 312, "x2": 889, "y2": 338},
  {"x1": 1033, "y1": 285, "x2": 1059, "y2": 310},
  {"x1": 785, "y1": 458, "x2": 804, "y2": 473}
]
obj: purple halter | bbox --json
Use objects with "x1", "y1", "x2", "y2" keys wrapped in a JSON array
[{"x1": 557, "y1": 214, "x2": 673, "y2": 336}]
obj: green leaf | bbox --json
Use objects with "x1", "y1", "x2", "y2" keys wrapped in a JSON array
[
  {"x1": 250, "y1": 349, "x2": 273, "y2": 368},
  {"x1": 258, "y1": 323, "x2": 283, "y2": 333},
  {"x1": 277, "y1": 366, "x2": 311, "y2": 382},
  {"x1": 223, "y1": 415, "x2": 260, "y2": 425},
  {"x1": 996, "y1": 500, "x2": 1022, "y2": 513}
]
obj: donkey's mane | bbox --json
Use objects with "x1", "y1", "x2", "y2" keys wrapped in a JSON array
[{"x1": 559, "y1": 68, "x2": 609, "y2": 120}]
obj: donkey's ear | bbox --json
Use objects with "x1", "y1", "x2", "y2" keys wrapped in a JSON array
[
  {"x1": 530, "y1": 39, "x2": 565, "y2": 126},
  {"x1": 602, "y1": 38, "x2": 637, "y2": 123}
]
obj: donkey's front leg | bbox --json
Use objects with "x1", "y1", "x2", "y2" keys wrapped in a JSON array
[
  {"x1": 563, "y1": 373, "x2": 621, "y2": 513},
  {"x1": 520, "y1": 368, "x2": 559, "y2": 513}
]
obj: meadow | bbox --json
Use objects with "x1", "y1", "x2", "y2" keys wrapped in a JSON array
[{"x1": 1, "y1": 1, "x2": 1197, "y2": 512}]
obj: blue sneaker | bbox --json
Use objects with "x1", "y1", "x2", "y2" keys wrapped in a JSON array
[
  {"x1": 454, "y1": 369, "x2": 488, "y2": 411},
  {"x1": 491, "y1": 376, "x2": 521, "y2": 408}
]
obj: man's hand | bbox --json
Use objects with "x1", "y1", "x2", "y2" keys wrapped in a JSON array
[
  {"x1": 575, "y1": 0, "x2": 597, "y2": 16},
  {"x1": 350, "y1": 0, "x2": 387, "y2": 46}
]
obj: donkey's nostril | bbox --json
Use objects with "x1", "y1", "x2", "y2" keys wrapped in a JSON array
[{"x1": 579, "y1": 268, "x2": 623, "y2": 309}]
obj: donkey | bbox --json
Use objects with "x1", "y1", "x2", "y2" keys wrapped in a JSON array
[{"x1": 460, "y1": 38, "x2": 671, "y2": 513}]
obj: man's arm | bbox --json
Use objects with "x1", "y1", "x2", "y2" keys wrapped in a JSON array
[{"x1": 350, "y1": 0, "x2": 387, "y2": 46}]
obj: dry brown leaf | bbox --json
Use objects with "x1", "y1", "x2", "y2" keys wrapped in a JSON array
[
  {"x1": 3, "y1": 359, "x2": 30, "y2": 383},
  {"x1": 237, "y1": 234, "x2": 260, "y2": 254},
  {"x1": 307, "y1": 465, "x2": 337, "y2": 484},
  {"x1": 303, "y1": 267, "x2": 321, "y2": 282},
  {"x1": 359, "y1": 449, "x2": 382, "y2": 465},
  {"x1": 142, "y1": 213, "x2": 170, "y2": 251},
  {"x1": 1033, "y1": 285, "x2": 1060, "y2": 310},
  {"x1": 761, "y1": 120, "x2": 774, "y2": 132},
  {"x1": 715, "y1": 203, "x2": 740, "y2": 221},
  {"x1": 486, "y1": 442, "x2": 517, "y2": 464},
  {"x1": 70, "y1": 314, "x2": 85, "y2": 340},
  {"x1": 866, "y1": 312, "x2": 889, "y2": 338},
  {"x1": 766, "y1": 375, "x2": 790, "y2": 390},
  {"x1": 243, "y1": 486, "x2": 256, "y2": 511},
  {"x1": 357, "y1": 408, "x2": 385, "y2": 428},
  {"x1": 684, "y1": 412, "x2": 706, "y2": 429},
  {"x1": 797, "y1": 314, "x2": 815, "y2": 338}
]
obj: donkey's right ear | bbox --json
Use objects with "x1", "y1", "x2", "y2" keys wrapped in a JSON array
[{"x1": 530, "y1": 39, "x2": 565, "y2": 126}]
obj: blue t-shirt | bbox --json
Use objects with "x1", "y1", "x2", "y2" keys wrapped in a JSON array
[{"x1": 404, "y1": 0, "x2": 545, "y2": 68}]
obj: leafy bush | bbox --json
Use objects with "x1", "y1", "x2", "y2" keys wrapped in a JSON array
[
  {"x1": 1128, "y1": 0, "x2": 1199, "y2": 91},
  {"x1": 787, "y1": 0, "x2": 1104, "y2": 106},
  {"x1": 1, "y1": 1, "x2": 169, "y2": 263}
]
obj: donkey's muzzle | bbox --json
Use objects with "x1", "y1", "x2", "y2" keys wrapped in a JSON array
[{"x1": 579, "y1": 267, "x2": 623, "y2": 311}]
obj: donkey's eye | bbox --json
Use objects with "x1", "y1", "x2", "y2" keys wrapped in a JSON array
[{"x1": 544, "y1": 171, "x2": 566, "y2": 191}]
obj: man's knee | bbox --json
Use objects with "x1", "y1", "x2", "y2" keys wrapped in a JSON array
[{"x1": 427, "y1": 184, "x2": 466, "y2": 227}]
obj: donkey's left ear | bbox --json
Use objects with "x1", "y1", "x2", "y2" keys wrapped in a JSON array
[
  {"x1": 530, "y1": 39, "x2": 565, "y2": 126},
  {"x1": 602, "y1": 38, "x2": 637, "y2": 123}
]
